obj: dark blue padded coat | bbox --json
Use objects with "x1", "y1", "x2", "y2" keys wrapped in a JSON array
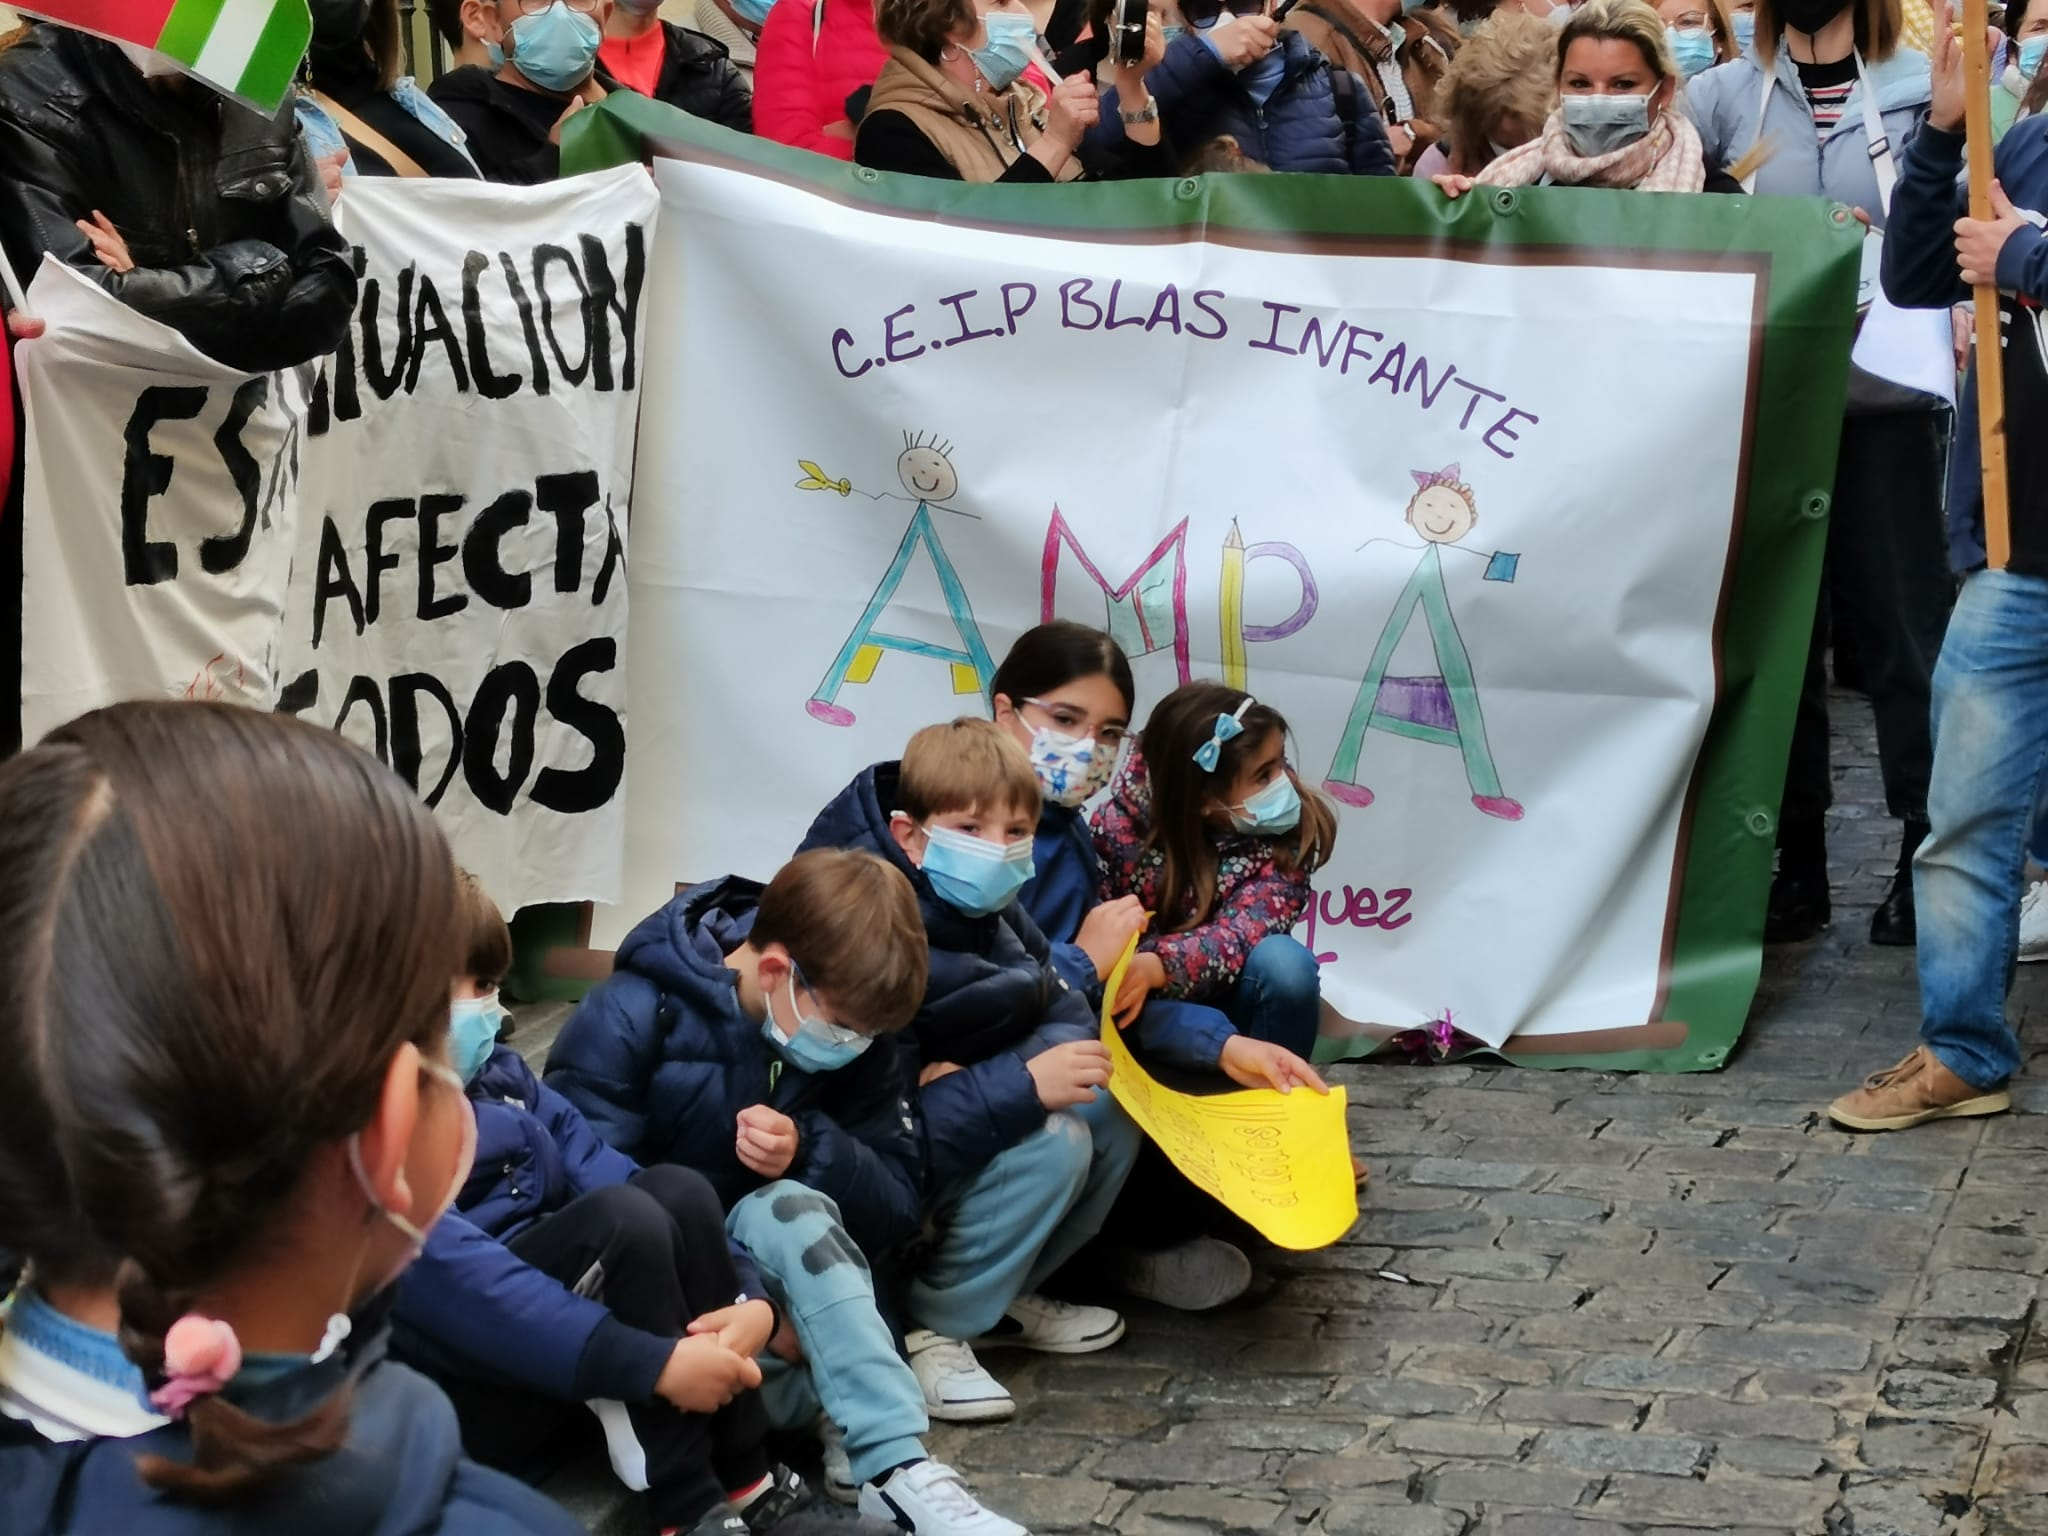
[
  {"x1": 544, "y1": 877, "x2": 924, "y2": 1259},
  {"x1": 1094, "y1": 28, "x2": 1394, "y2": 176},
  {"x1": 797, "y1": 762, "x2": 1097, "y2": 1192}
]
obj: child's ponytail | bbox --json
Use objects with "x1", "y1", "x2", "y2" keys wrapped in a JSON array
[{"x1": 0, "y1": 702, "x2": 462, "y2": 1503}]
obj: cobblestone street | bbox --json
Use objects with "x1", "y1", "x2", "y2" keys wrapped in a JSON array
[
  {"x1": 922, "y1": 691, "x2": 2048, "y2": 1536},
  {"x1": 519, "y1": 691, "x2": 2048, "y2": 1536}
]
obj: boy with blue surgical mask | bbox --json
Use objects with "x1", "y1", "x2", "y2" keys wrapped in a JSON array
[
  {"x1": 398, "y1": 874, "x2": 891, "y2": 1536},
  {"x1": 430, "y1": 0, "x2": 615, "y2": 182},
  {"x1": 795, "y1": 720, "x2": 1143, "y2": 1428},
  {"x1": 549, "y1": 849, "x2": 1033, "y2": 1536}
]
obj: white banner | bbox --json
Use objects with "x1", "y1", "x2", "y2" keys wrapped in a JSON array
[
  {"x1": 16, "y1": 167, "x2": 657, "y2": 912},
  {"x1": 604, "y1": 156, "x2": 1765, "y2": 1051}
]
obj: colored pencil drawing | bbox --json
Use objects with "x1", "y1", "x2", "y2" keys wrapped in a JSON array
[
  {"x1": 1219, "y1": 520, "x2": 1319, "y2": 690},
  {"x1": 1042, "y1": 509, "x2": 1192, "y2": 685},
  {"x1": 1324, "y1": 465, "x2": 1524, "y2": 822},
  {"x1": 799, "y1": 432, "x2": 996, "y2": 727}
]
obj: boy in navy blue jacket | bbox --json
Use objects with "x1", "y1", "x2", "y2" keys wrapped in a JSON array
[
  {"x1": 392, "y1": 876, "x2": 896, "y2": 1536},
  {"x1": 548, "y1": 850, "x2": 1034, "y2": 1536},
  {"x1": 798, "y1": 719, "x2": 1143, "y2": 1426}
]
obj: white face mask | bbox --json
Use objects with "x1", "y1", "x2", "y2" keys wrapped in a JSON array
[
  {"x1": 1028, "y1": 723, "x2": 1115, "y2": 809},
  {"x1": 115, "y1": 40, "x2": 184, "y2": 77}
]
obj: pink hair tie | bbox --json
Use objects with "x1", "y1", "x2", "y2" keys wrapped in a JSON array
[{"x1": 149, "y1": 1314, "x2": 243, "y2": 1418}]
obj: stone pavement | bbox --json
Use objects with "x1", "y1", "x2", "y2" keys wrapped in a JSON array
[{"x1": 516, "y1": 689, "x2": 2048, "y2": 1536}]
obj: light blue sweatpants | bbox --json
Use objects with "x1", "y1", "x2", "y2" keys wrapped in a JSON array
[{"x1": 725, "y1": 1183, "x2": 928, "y2": 1487}]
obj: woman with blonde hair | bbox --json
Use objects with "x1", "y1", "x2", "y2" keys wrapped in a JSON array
[
  {"x1": 1413, "y1": 7, "x2": 1555, "y2": 176},
  {"x1": 1434, "y1": 0, "x2": 1715, "y2": 190}
]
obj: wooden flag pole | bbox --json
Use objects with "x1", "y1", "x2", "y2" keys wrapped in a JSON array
[{"x1": 1961, "y1": 0, "x2": 2012, "y2": 568}]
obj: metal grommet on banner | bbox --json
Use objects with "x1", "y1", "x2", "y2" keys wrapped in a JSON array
[
  {"x1": 1828, "y1": 203, "x2": 1854, "y2": 228},
  {"x1": 1800, "y1": 491, "x2": 1830, "y2": 521},
  {"x1": 1746, "y1": 809, "x2": 1773, "y2": 837},
  {"x1": 1177, "y1": 178, "x2": 1201, "y2": 199},
  {"x1": 856, "y1": 166, "x2": 880, "y2": 183},
  {"x1": 1490, "y1": 188, "x2": 1518, "y2": 215}
]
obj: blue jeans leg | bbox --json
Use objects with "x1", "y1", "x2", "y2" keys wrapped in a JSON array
[
  {"x1": 1916, "y1": 569, "x2": 2048, "y2": 1089},
  {"x1": 1025, "y1": 1088, "x2": 1143, "y2": 1292},
  {"x1": 725, "y1": 1183, "x2": 928, "y2": 1487},
  {"x1": 907, "y1": 1111, "x2": 1091, "y2": 1340},
  {"x1": 1221, "y1": 935, "x2": 1323, "y2": 1059}
]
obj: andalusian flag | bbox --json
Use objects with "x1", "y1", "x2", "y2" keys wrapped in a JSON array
[{"x1": 16, "y1": 0, "x2": 312, "y2": 112}]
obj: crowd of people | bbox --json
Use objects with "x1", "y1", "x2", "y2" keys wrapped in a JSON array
[{"x1": 3, "y1": 0, "x2": 2048, "y2": 1525}]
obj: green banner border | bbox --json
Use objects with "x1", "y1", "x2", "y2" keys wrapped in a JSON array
[{"x1": 566, "y1": 97, "x2": 1861, "y2": 1074}]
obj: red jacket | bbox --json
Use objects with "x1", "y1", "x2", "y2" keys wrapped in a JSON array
[{"x1": 754, "y1": 0, "x2": 887, "y2": 159}]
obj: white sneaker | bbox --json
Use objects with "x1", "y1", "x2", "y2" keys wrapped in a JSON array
[
  {"x1": 903, "y1": 1330, "x2": 1014, "y2": 1422},
  {"x1": 973, "y1": 1293, "x2": 1125, "y2": 1355},
  {"x1": 2021, "y1": 881, "x2": 2048, "y2": 963},
  {"x1": 859, "y1": 1459, "x2": 1029, "y2": 1536},
  {"x1": 817, "y1": 1416, "x2": 857, "y2": 1504},
  {"x1": 1111, "y1": 1236, "x2": 1253, "y2": 1312}
]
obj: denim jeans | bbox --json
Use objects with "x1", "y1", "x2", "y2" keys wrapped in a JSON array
[
  {"x1": 725, "y1": 1183, "x2": 929, "y2": 1487},
  {"x1": 1219, "y1": 935, "x2": 1323, "y2": 1060},
  {"x1": 907, "y1": 1088, "x2": 1142, "y2": 1339},
  {"x1": 1915, "y1": 569, "x2": 2048, "y2": 1088}
]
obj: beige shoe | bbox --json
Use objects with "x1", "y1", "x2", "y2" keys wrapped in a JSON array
[{"x1": 1827, "y1": 1046, "x2": 2011, "y2": 1131}]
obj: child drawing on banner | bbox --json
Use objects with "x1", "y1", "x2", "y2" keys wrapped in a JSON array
[
  {"x1": 1323, "y1": 465, "x2": 1525, "y2": 822},
  {"x1": 796, "y1": 433, "x2": 996, "y2": 727}
]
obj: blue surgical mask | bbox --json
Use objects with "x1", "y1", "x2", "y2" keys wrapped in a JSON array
[
  {"x1": 449, "y1": 992, "x2": 507, "y2": 1085},
  {"x1": 1730, "y1": 8, "x2": 1755, "y2": 48},
  {"x1": 762, "y1": 972, "x2": 872, "y2": 1074},
  {"x1": 1668, "y1": 25, "x2": 1715, "y2": 77},
  {"x1": 486, "y1": 37, "x2": 505, "y2": 67},
  {"x1": 1560, "y1": 90, "x2": 1654, "y2": 157},
  {"x1": 730, "y1": 0, "x2": 775, "y2": 23},
  {"x1": 1227, "y1": 774, "x2": 1302, "y2": 835},
  {"x1": 1162, "y1": 21, "x2": 1185, "y2": 43},
  {"x1": 920, "y1": 823, "x2": 1035, "y2": 916},
  {"x1": 972, "y1": 11, "x2": 1038, "y2": 91},
  {"x1": 2021, "y1": 36, "x2": 2048, "y2": 78},
  {"x1": 508, "y1": 1, "x2": 602, "y2": 92}
]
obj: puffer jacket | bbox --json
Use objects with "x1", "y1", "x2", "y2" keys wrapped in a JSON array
[
  {"x1": 753, "y1": 0, "x2": 886, "y2": 158},
  {"x1": 545, "y1": 877, "x2": 924, "y2": 1257},
  {"x1": 796, "y1": 762, "x2": 1095, "y2": 1190},
  {"x1": 1283, "y1": 0, "x2": 1457, "y2": 169},
  {"x1": 1096, "y1": 27, "x2": 1395, "y2": 175},
  {"x1": 0, "y1": 24, "x2": 354, "y2": 374},
  {"x1": 393, "y1": 1048, "x2": 770, "y2": 1406},
  {"x1": 0, "y1": 1323, "x2": 581, "y2": 1536}
]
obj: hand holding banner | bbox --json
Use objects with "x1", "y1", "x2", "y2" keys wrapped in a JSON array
[{"x1": 1099, "y1": 938, "x2": 1359, "y2": 1251}]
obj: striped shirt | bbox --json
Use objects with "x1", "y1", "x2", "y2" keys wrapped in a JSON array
[{"x1": 1796, "y1": 54, "x2": 1858, "y2": 137}]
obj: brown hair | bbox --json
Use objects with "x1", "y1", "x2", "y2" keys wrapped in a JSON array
[
  {"x1": 1183, "y1": 135, "x2": 1273, "y2": 174},
  {"x1": 751, "y1": 850, "x2": 928, "y2": 1034},
  {"x1": 1437, "y1": 10, "x2": 1557, "y2": 172},
  {"x1": 875, "y1": 0, "x2": 976, "y2": 60},
  {"x1": 1137, "y1": 681, "x2": 1337, "y2": 932},
  {"x1": 1752, "y1": 0, "x2": 1899, "y2": 63},
  {"x1": 897, "y1": 717, "x2": 1043, "y2": 825},
  {"x1": 0, "y1": 702, "x2": 459, "y2": 1501},
  {"x1": 457, "y1": 870, "x2": 514, "y2": 985}
]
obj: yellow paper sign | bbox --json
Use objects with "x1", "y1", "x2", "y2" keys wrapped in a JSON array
[{"x1": 1100, "y1": 940, "x2": 1359, "y2": 1250}]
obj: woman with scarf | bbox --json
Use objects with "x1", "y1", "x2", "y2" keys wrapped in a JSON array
[
  {"x1": 1432, "y1": 0, "x2": 1723, "y2": 193},
  {"x1": 855, "y1": 0, "x2": 1170, "y2": 179}
]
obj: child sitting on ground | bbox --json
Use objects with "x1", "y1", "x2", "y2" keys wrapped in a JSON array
[
  {"x1": 987, "y1": 625, "x2": 1330, "y2": 1309},
  {"x1": 797, "y1": 719, "x2": 1142, "y2": 1426},
  {"x1": 548, "y1": 849, "x2": 1033, "y2": 1536},
  {"x1": 0, "y1": 702, "x2": 577, "y2": 1534},
  {"x1": 394, "y1": 874, "x2": 887, "y2": 1536}
]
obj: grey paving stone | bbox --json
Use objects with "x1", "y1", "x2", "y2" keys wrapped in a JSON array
[
  {"x1": 1332, "y1": 1379, "x2": 1490, "y2": 1417},
  {"x1": 1830, "y1": 1480, "x2": 1949, "y2": 1536},
  {"x1": 1591, "y1": 1472, "x2": 1835, "y2": 1529},
  {"x1": 1913, "y1": 1267, "x2": 2038, "y2": 1322},
  {"x1": 1407, "y1": 1158, "x2": 1549, "y2": 1190},
  {"x1": 1321, "y1": 1503, "x2": 1473, "y2": 1536},
  {"x1": 1712, "y1": 1437, "x2": 1831, "y2": 1479},
  {"x1": 1877, "y1": 1369, "x2": 2000, "y2": 1416},
  {"x1": 1531, "y1": 1428, "x2": 1709, "y2": 1477},
  {"x1": 1888, "y1": 1319, "x2": 2015, "y2": 1371},
  {"x1": 1580, "y1": 1357, "x2": 1748, "y2": 1396},
  {"x1": 1678, "y1": 1326, "x2": 1875, "y2": 1373},
  {"x1": 1652, "y1": 1396, "x2": 1838, "y2": 1443},
  {"x1": 1854, "y1": 1420, "x2": 1983, "y2": 1477},
  {"x1": 1490, "y1": 1390, "x2": 1646, "y2": 1429},
  {"x1": 1117, "y1": 1489, "x2": 1289, "y2": 1534},
  {"x1": 1387, "y1": 1422, "x2": 1534, "y2": 1460}
]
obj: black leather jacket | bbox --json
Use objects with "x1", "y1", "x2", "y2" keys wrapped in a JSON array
[{"x1": 0, "y1": 26, "x2": 355, "y2": 373}]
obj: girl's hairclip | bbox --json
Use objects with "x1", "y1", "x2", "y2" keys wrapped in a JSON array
[
  {"x1": 149, "y1": 1314, "x2": 243, "y2": 1419},
  {"x1": 1193, "y1": 699, "x2": 1254, "y2": 772}
]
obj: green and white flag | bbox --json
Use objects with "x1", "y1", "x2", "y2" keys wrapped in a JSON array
[{"x1": 17, "y1": 0, "x2": 313, "y2": 112}]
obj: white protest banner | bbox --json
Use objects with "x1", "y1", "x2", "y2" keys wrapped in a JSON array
[
  {"x1": 277, "y1": 168, "x2": 656, "y2": 911},
  {"x1": 579, "y1": 108, "x2": 1855, "y2": 1072},
  {"x1": 17, "y1": 256, "x2": 311, "y2": 737},
  {"x1": 14, "y1": 167, "x2": 655, "y2": 914}
]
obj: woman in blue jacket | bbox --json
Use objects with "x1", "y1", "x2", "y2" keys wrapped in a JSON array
[
  {"x1": 1687, "y1": 0, "x2": 1951, "y2": 949},
  {"x1": 1095, "y1": 0, "x2": 1397, "y2": 173}
]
